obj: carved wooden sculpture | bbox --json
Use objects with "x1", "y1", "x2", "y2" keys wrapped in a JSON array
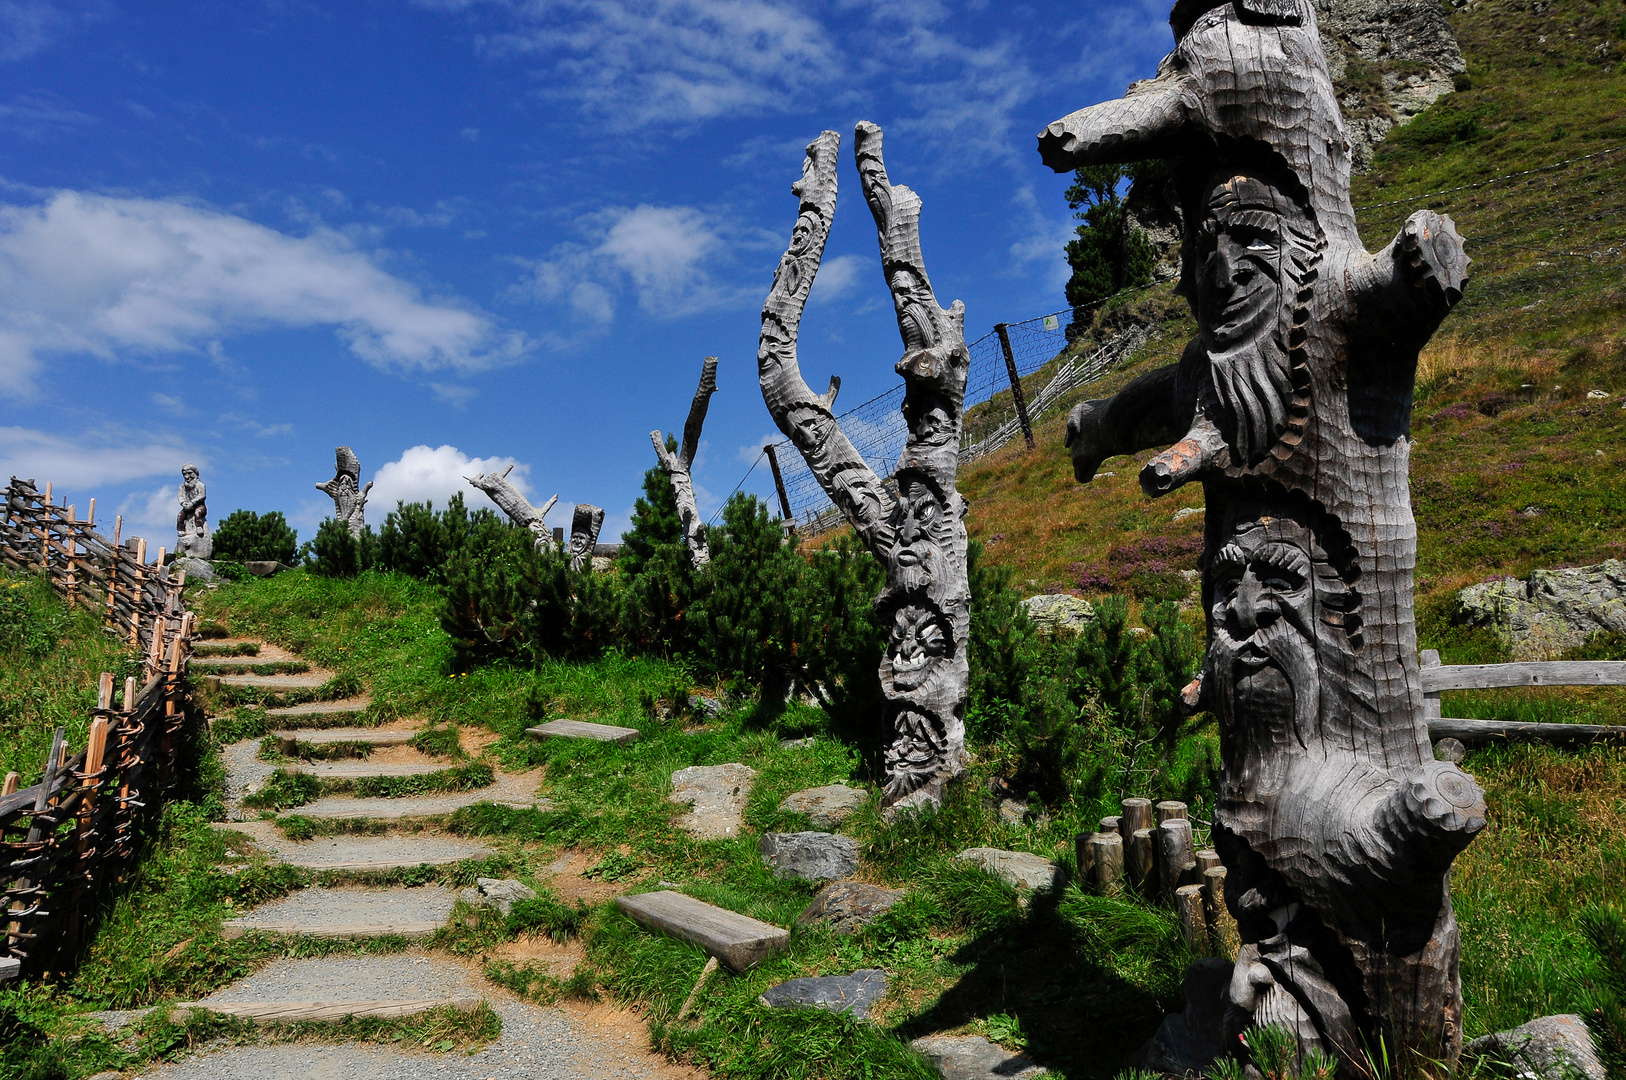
[
  {"x1": 1042, "y1": 0, "x2": 1481, "y2": 1069},
  {"x1": 759, "y1": 123, "x2": 970, "y2": 812},
  {"x1": 175, "y1": 464, "x2": 211, "y2": 560},
  {"x1": 315, "y1": 446, "x2": 372, "y2": 538},
  {"x1": 569, "y1": 503, "x2": 605, "y2": 572},
  {"x1": 650, "y1": 356, "x2": 719, "y2": 568},
  {"x1": 466, "y1": 464, "x2": 558, "y2": 549}
]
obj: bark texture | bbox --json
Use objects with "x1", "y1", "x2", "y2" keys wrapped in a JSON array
[
  {"x1": 759, "y1": 124, "x2": 970, "y2": 812},
  {"x1": 466, "y1": 464, "x2": 558, "y2": 549},
  {"x1": 315, "y1": 446, "x2": 372, "y2": 538},
  {"x1": 1042, "y1": 0, "x2": 1481, "y2": 1070},
  {"x1": 569, "y1": 504, "x2": 605, "y2": 572},
  {"x1": 651, "y1": 356, "x2": 719, "y2": 568}
]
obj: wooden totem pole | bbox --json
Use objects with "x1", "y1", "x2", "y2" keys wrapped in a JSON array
[
  {"x1": 650, "y1": 355, "x2": 719, "y2": 568},
  {"x1": 1042, "y1": 0, "x2": 1481, "y2": 1069},
  {"x1": 315, "y1": 446, "x2": 372, "y2": 538},
  {"x1": 759, "y1": 123, "x2": 971, "y2": 812},
  {"x1": 466, "y1": 464, "x2": 558, "y2": 549}
]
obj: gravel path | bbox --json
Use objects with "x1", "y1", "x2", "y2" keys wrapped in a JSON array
[
  {"x1": 222, "y1": 741, "x2": 277, "y2": 813},
  {"x1": 219, "y1": 822, "x2": 493, "y2": 869},
  {"x1": 224, "y1": 886, "x2": 456, "y2": 932},
  {"x1": 265, "y1": 697, "x2": 372, "y2": 720},
  {"x1": 284, "y1": 760, "x2": 453, "y2": 779},
  {"x1": 216, "y1": 671, "x2": 334, "y2": 689},
  {"x1": 292, "y1": 772, "x2": 549, "y2": 820},
  {"x1": 197, "y1": 954, "x2": 483, "y2": 1004}
]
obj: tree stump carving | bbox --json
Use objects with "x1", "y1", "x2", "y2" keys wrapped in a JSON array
[
  {"x1": 569, "y1": 503, "x2": 605, "y2": 572},
  {"x1": 466, "y1": 463, "x2": 558, "y2": 549},
  {"x1": 759, "y1": 123, "x2": 970, "y2": 812},
  {"x1": 1040, "y1": 0, "x2": 1482, "y2": 1069},
  {"x1": 315, "y1": 446, "x2": 372, "y2": 538},
  {"x1": 651, "y1": 356, "x2": 719, "y2": 568},
  {"x1": 175, "y1": 464, "x2": 211, "y2": 560}
]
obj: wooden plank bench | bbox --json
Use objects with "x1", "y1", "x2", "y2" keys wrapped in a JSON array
[
  {"x1": 616, "y1": 890, "x2": 788, "y2": 972},
  {"x1": 526, "y1": 719, "x2": 639, "y2": 744}
]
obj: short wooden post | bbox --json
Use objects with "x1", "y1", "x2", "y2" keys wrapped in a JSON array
[
  {"x1": 1, "y1": 773, "x2": 16, "y2": 796},
  {"x1": 105, "y1": 516, "x2": 122, "y2": 629},
  {"x1": 1120, "y1": 797, "x2": 1153, "y2": 838},
  {"x1": 1089, "y1": 832, "x2": 1124, "y2": 893},
  {"x1": 1100, "y1": 815, "x2": 1121, "y2": 837},
  {"x1": 763, "y1": 443, "x2": 795, "y2": 527},
  {"x1": 1204, "y1": 866, "x2": 1239, "y2": 959},
  {"x1": 1159, "y1": 817, "x2": 1198, "y2": 899},
  {"x1": 147, "y1": 615, "x2": 165, "y2": 681},
  {"x1": 129, "y1": 539, "x2": 147, "y2": 649},
  {"x1": 1421, "y1": 649, "x2": 1443, "y2": 726},
  {"x1": 1155, "y1": 800, "x2": 1188, "y2": 825},
  {"x1": 993, "y1": 323, "x2": 1035, "y2": 451},
  {"x1": 1196, "y1": 849, "x2": 1222, "y2": 875},
  {"x1": 1176, "y1": 884, "x2": 1208, "y2": 952},
  {"x1": 1127, "y1": 827, "x2": 1156, "y2": 894},
  {"x1": 38, "y1": 482, "x2": 51, "y2": 569}
]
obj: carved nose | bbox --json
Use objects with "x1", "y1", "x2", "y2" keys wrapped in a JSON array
[{"x1": 1232, "y1": 576, "x2": 1275, "y2": 633}]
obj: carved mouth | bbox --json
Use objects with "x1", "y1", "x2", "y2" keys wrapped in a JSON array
[
  {"x1": 896, "y1": 549, "x2": 923, "y2": 566},
  {"x1": 892, "y1": 651, "x2": 929, "y2": 672},
  {"x1": 1233, "y1": 644, "x2": 1272, "y2": 670}
]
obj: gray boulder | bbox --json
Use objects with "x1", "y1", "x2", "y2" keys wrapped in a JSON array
[
  {"x1": 458, "y1": 877, "x2": 536, "y2": 917},
  {"x1": 1135, "y1": 958, "x2": 1232, "y2": 1076},
  {"x1": 1466, "y1": 1014, "x2": 1605, "y2": 1080},
  {"x1": 759, "y1": 832, "x2": 859, "y2": 881},
  {"x1": 910, "y1": 1034, "x2": 1046, "y2": 1080},
  {"x1": 1021, "y1": 594, "x2": 1094, "y2": 635},
  {"x1": 670, "y1": 763, "x2": 756, "y2": 839},
  {"x1": 759, "y1": 969, "x2": 886, "y2": 1019},
  {"x1": 779, "y1": 784, "x2": 867, "y2": 829},
  {"x1": 796, "y1": 881, "x2": 903, "y2": 935},
  {"x1": 1453, "y1": 561, "x2": 1626, "y2": 659},
  {"x1": 956, "y1": 847, "x2": 1060, "y2": 892}
]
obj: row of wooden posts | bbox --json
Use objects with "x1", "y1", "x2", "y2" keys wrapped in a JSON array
[
  {"x1": 1076, "y1": 796, "x2": 1239, "y2": 960},
  {"x1": 1, "y1": 476, "x2": 198, "y2": 981}
]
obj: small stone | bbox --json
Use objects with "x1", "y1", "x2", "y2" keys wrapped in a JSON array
[
  {"x1": 1588, "y1": 389, "x2": 1609, "y2": 399},
  {"x1": 796, "y1": 881, "x2": 904, "y2": 934},
  {"x1": 459, "y1": 877, "x2": 536, "y2": 917},
  {"x1": 670, "y1": 763, "x2": 756, "y2": 839},
  {"x1": 759, "y1": 832, "x2": 860, "y2": 881},
  {"x1": 956, "y1": 847, "x2": 1060, "y2": 892},
  {"x1": 176, "y1": 556, "x2": 215, "y2": 582},
  {"x1": 759, "y1": 969, "x2": 887, "y2": 1019},
  {"x1": 780, "y1": 736, "x2": 815, "y2": 749},
  {"x1": 244, "y1": 560, "x2": 285, "y2": 577},
  {"x1": 689, "y1": 694, "x2": 724, "y2": 719},
  {"x1": 1466, "y1": 1014, "x2": 1605, "y2": 1080},
  {"x1": 911, "y1": 1034, "x2": 1046, "y2": 1080},
  {"x1": 1434, "y1": 737, "x2": 1467, "y2": 763},
  {"x1": 1172, "y1": 506, "x2": 1205, "y2": 521},
  {"x1": 780, "y1": 784, "x2": 867, "y2": 829},
  {"x1": 1021, "y1": 594, "x2": 1095, "y2": 635},
  {"x1": 998, "y1": 799, "x2": 1027, "y2": 826}
]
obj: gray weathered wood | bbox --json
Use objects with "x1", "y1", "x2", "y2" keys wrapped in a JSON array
[
  {"x1": 1155, "y1": 799, "x2": 1188, "y2": 825},
  {"x1": 1127, "y1": 827, "x2": 1155, "y2": 894},
  {"x1": 1203, "y1": 866, "x2": 1239, "y2": 960},
  {"x1": 1429, "y1": 717, "x2": 1626, "y2": 745},
  {"x1": 315, "y1": 446, "x2": 371, "y2": 538},
  {"x1": 616, "y1": 890, "x2": 789, "y2": 973},
  {"x1": 1040, "y1": 0, "x2": 1479, "y2": 1066},
  {"x1": 1421, "y1": 661, "x2": 1626, "y2": 692},
  {"x1": 466, "y1": 463, "x2": 557, "y2": 549},
  {"x1": 1176, "y1": 884, "x2": 1208, "y2": 952},
  {"x1": 568, "y1": 504, "x2": 605, "y2": 573},
  {"x1": 652, "y1": 356, "x2": 718, "y2": 568},
  {"x1": 1158, "y1": 817, "x2": 1198, "y2": 898},
  {"x1": 0, "y1": 956, "x2": 19, "y2": 981},
  {"x1": 759, "y1": 123, "x2": 971, "y2": 813},
  {"x1": 526, "y1": 719, "x2": 639, "y2": 745},
  {"x1": 1089, "y1": 832, "x2": 1124, "y2": 893}
]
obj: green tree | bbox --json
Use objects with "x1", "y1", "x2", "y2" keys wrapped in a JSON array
[
  {"x1": 211, "y1": 510, "x2": 298, "y2": 565},
  {"x1": 687, "y1": 493, "x2": 803, "y2": 692},
  {"x1": 619, "y1": 434, "x2": 685, "y2": 578},
  {"x1": 374, "y1": 492, "x2": 496, "y2": 580},
  {"x1": 1064, "y1": 164, "x2": 1156, "y2": 319}
]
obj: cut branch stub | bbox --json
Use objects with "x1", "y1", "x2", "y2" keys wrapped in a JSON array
[
  {"x1": 759, "y1": 123, "x2": 970, "y2": 812},
  {"x1": 466, "y1": 467, "x2": 556, "y2": 549},
  {"x1": 652, "y1": 355, "x2": 719, "y2": 567},
  {"x1": 314, "y1": 446, "x2": 371, "y2": 538}
]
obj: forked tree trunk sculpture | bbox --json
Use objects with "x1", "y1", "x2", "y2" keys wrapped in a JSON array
[
  {"x1": 466, "y1": 464, "x2": 558, "y2": 549},
  {"x1": 569, "y1": 503, "x2": 605, "y2": 572},
  {"x1": 651, "y1": 355, "x2": 719, "y2": 568},
  {"x1": 1041, "y1": 0, "x2": 1482, "y2": 1070},
  {"x1": 759, "y1": 123, "x2": 971, "y2": 813},
  {"x1": 315, "y1": 446, "x2": 372, "y2": 538}
]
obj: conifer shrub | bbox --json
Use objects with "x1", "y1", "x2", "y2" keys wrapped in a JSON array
[
  {"x1": 686, "y1": 493, "x2": 805, "y2": 693},
  {"x1": 211, "y1": 509, "x2": 298, "y2": 565},
  {"x1": 307, "y1": 518, "x2": 373, "y2": 577},
  {"x1": 375, "y1": 492, "x2": 497, "y2": 580}
]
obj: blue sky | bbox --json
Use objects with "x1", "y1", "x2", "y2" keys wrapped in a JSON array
[{"x1": 0, "y1": 0, "x2": 1172, "y2": 546}]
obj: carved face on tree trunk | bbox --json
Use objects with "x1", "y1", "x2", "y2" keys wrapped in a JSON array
[
  {"x1": 891, "y1": 471, "x2": 950, "y2": 596},
  {"x1": 883, "y1": 604, "x2": 951, "y2": 694}
]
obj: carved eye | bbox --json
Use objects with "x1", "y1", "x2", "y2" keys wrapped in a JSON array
[
  {"x1": 1246, "y1": 237, "x2": 1276, "y2": 253},
  {"x1": 918, "y1": 621, "x2": 946, "y2": 654}
]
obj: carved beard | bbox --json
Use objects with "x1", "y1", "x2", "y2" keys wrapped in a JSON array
[
  {"x1": 1206, "y1": 323, "x2": 1296, "y2": 467},
  {"x1": 883, "y1": 707, "x2": 947, "y2": 801},
  {"x1": 1209, "y1": 614, "x2": 1320, "y2": 764}
]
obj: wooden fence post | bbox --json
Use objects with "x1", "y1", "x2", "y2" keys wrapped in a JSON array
[
  {"x1": 763, "y1": 444, "x2": 795, "y2": 530},
  {"x1": 993, "y1": 323, "x2": 1036, "y2": 451},
  {"x1": 105, "y1": 516, "x2": 121, "y2": 628},
  {"x1": 128, "y1": 539, "x2": 147, "y2": 649}
]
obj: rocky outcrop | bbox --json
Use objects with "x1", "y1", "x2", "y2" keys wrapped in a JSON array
[{"x1": 1453, "y1": 561, "x2": 1626, "y2": 659}]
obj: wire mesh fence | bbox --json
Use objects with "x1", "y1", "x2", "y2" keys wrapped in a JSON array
[{"x1": 756, "y1": 145, "x2": 1626, "y2": 534}]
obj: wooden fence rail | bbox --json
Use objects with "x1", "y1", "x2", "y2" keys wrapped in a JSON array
[
  {"x1": 1, "y1": 476, "x2": 196, "y2": 982},
  {"x1": 1421, "y1": 649, "x2": 1626, "y2": 744}
]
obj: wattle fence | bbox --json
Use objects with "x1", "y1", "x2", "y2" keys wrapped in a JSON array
[{"x1": 1, "y1": 476, "x2": 197, "y2": 982}]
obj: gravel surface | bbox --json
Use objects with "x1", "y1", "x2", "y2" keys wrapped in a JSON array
[
  {"x1": 225, "y1": 885, "x2": 457, "y2": 932},
  {"x1": 198, "y1": 954, "x2": 483, "y2": 1004},
  {"x1": 292, "y1": 772, "x2": 549, "y2": 820},
  {"x1": 222, "y1": 741, "x2": 277, "y2": 814},
  {"x1": 275, "y1": 729, "x2": 413, "y2": 746},
  {"x1": 265, "y1": 698, "x2": 372, "y2": 719},
  {"x1": 218, "y1": 822, "x2": 493, "y2": 869},
  {"x1": 216, "y1": 671, "x2": 334, "y2": 689},
  {"x1": 284, "y1": 760, "x2": 451, "y2": 779}
]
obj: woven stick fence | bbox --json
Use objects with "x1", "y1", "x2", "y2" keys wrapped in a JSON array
[{"x1": 1, "y1": 476, "x2": 197, "y2": 981}]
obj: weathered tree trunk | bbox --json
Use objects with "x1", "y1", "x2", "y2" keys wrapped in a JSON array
[
  {"x1": 466, "y1": 464, "x2": 558, "y2": 549},
  {"x1": 1041, "y1": 0, "x2": 1482, "y2": 1071},
  {"x1": 651, "y1": 356, "x2": 719, "y2": 568},
  {"x1": 315, "y1": 446, "x2": 372, "y2": 538},
  {"x1": 569, "y1": 504, "x2": 605, "y2": 572},
  {"x1": 759, "y1": 123, "x2": 971, "y2": 813}
]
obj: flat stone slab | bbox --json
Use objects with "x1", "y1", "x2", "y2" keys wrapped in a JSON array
[
  {"x1": 1467, "y1": 1014, "x2": 1606, "y2": 1080},
  {"x1": 286, "y1": 771, "x2": 547, "y2": 821},
  {"x1": 669, "y1": 763, "x2": 756, "y2": 839},
  {"x1": 282, "y1": 760, "x2": 454, "y2": 780},
  {"x1": 189, "y1": 656, "x2": 309, "y2": 671},
  {"x1": 274, "y1": 727, "x2": 414, "y2": 746},
  {"x1": 760, "y1": 969, "x2": 886, "y2": 1019},
  {"x1": 779, "y1": 784, "x2": 867, "y2": 829},
  {"x1": 220, "y1": 821, "x2": 493, "y2": 871},
  {"x1": 956, "y1": 848, "x2": 1061, "y2": 892},
  {"x1": 616, "y1": 890, "x2": 788, "y2": 972},
  {"x1": 459, "y1": 877, "x2": 537, "y2": 917},
  {"x1": 796, "y1": 881, "x2": 904, "y2": 935},
  {"x1": 263, "y1": 697, "x2": 371, "y2": 720},
  {"x1": 527, "y1": 719, "x2": 639, "y2": 744},
  {"x1": 222, "y1": 885, "x2": 456, "y2": 940},
  {"x1": 0, "y1": 956, "x2": 18, "y2": 982},
  {"x1": 911, "y1": 1034, "x2": 1047, "y2": 1080},
  {"x1": 759, "y1": 832, "x2": 860, "y2": 881},
  {"x1": 215, "y1": 671, "x2": 333, "y2": 690}
]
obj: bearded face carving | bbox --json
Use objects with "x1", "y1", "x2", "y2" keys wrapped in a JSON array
[
  {"x1": 883, "y1": 605, "x2": 951, "y2": 694},
  {"x1": 883, "y1": 707, "x2": 949, "y2": 803}
]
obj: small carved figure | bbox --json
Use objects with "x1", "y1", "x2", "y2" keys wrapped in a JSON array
[
  {"x1": 175, "y1": 463, "x2": 212, "y2": 560},
  {"x1": 759, "y1": 123, "x2": 970, "y2": 812},
  {"x1": 466, "y1": 463, "x2": 558, "y2": 549},
  {"x1": 1040, "y1": 0, "x2": 1478, "y2": 1069},
  {"x1": 651, "y1": 356, "x2": 719, "y2": 568},
  {"x1": 569, "y1": 504, "x2": 605, "y2": 572},
  {"x1": 315, "y1": 446, "x2": 372, "y2": 538}
]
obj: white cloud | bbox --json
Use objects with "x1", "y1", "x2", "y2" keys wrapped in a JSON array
[
  {"x1": 0, "y1": 425, "x2": 199, "y2": 490},
  {"x1": 151, "y1": 391, "x2": 188, "y2": 415},
  {"x1": 368, "y1": 444, "x2": 550, "y2": 518},
  {"x1": 0, "y1": 90, "x2": 94, "y2": 138},
  {"x1": 115, "y1": 484, "x2": 176, "y2": 538},
  {"x1": 459, "y1": 126, "x2": 480, "y2": 141},
  {"x1": 804, "y1": 252, "x2": 866, "y2": 308},
  {"x1": 0, "y1": 0, "x2": 92, "y2": 62},
  {"x1": 520, "y1": 203, "x2": 742, "y2": 323},
  {"x1": 0, "y1": 190, "x2": 528, "y2": 397}
]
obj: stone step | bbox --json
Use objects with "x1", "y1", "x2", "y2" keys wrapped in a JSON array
[
  {"x1": 263, "y1": 697, "x2": 372, "y2": 726},
  {"x1": 173, "y1": 997, "x2": 481, "y2": 1023},
  {"x1": 219, "y1": 821, "x2": 493, "y2": 871},
  {"x1": 273, "y1": 727, "x2": 414, "y2": 747},
  {"x1": 211, "y1": 671, "x2": 334, "y2": 690},
  {"x1": 190, "y1": 656, "x2": 310, "y2": 673},
  {"x1": 526, "y1": 719, "x2": 640, "y2": 744},
  {"x1": 281, "y1": 759, "x2": 460, "y2": 780},
  {"x1": 222, "y1": 885, "x2": 456, "y2": 940},
  {"x1": 616, "y1": 889, "x2": 788, "y2": 972},
  {"x1": 283, "y1": 771, "x2": 547, "y2": 821}
]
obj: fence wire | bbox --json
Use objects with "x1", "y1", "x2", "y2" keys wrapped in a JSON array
[{"x1": 762, "y1": 145, "x2": 1626, "y2": 533}]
